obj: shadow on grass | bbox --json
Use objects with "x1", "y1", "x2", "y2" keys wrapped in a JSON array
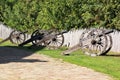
[
  {"x1": 100, "y1": 51, "x2": 120, "y2": 57},
  {"x1": 0, "y1": 45, "x2": 48, "y2": 64},
  {"x1": 105, "y1": 54, "x2": 120, "y2": 57}
]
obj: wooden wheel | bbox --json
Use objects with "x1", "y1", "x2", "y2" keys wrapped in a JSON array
[
  {"x1": 79, "y1": 29, "x2": 107, "y2": 56},
  {"x1": 31, "y1": 29, "x2": 64, "y2": 49},
  {"x1": 31, "y1": 30, "x2": 46, "y2": 46},
  {"x1": 10, "y1": 30, "x2": 26, "y2": 44},
  {"x1": 101, "y1": 34, "x2": 113, "y2": 55},
  {"x1": 47, "y1": 30, "x2": 64, "y2": 49}
]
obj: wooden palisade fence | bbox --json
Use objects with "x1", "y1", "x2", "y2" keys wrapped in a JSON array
[{"x1": 0, "y1": 23, "x2": 120, "y2": 53}]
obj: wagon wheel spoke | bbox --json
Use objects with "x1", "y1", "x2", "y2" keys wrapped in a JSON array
[
  {"x1": 79, "y1": 29, "x2": 107, "y2": 56},
  {"x1": 10, "y1": 30, "x2": 26, "y2": 45},
  {"x1": 95, "y1": 44, "x2": 99, "y2": 53},
  {"x1": 19, "y1": 34, "x2": 25, "y2": 42},
  {"x1": 17, "y1": 39, "x2": 20, "y2": 44},
  {"x1": 12, "y1": 38, "x2": 17, "y2": 44},
  {"x1": 17, "y1": 36, "x2": 24, "y2": 44},
  {"x1": 47, "y1": 34, "x2": 64, "y2": 49},
  {"x1": 31, "y1": 30, "x2": 45, "y2": 46},
  {"x1": 18, "y1": 39, "x2": 22, "y2": 44}
]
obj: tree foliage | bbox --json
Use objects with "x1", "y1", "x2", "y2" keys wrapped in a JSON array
[{"x1": 0, "y1": 0, "x2": 120, "y2": 32}]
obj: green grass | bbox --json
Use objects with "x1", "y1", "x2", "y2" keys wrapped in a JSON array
[
  {"x1": 35, "y1": 49, "x2": 120, "y2": 80},
  {"x1": 0, "y1": 39, "x2": 120, "y2": 80}
]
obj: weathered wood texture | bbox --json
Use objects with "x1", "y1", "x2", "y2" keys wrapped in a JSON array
[
  {"x1": 63, "y1": 29, "x2": 120, "y2": 53},
  {"x1": 0, "y1": 23, "x2": 120, "y2": 52}
]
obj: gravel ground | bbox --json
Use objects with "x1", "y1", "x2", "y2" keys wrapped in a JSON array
[{"x1": 0, "y1": 47, "x2": 112, "y2": 80}]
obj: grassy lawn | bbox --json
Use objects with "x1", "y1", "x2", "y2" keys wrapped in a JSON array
[
  {"x1": 0, "y1": 39, "x2": 120, "y2": 80},
  {"x1": 34, "y1": 49, "x2": 120, "y2": 80}
]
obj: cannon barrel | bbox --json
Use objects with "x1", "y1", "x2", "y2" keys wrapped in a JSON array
[
  {"x1": 99, "y1": 29, "x2": 114, "y2": 37},
  {"x1": 18, "y1": 35, "x2": 43, "y2": 46},
  {"x1": 19, "y1": 30, "x2": 28, "y2": 34},
  {"x1": 56, "y1": 30, "x2": 68, "y2": 35},
  {"x1": 104, "y1": 29, "x2": 114, "y2": 34},
  {"x1": 81, "y1": 29, "x2": 114, "y2": 42},
  {"x1": 19, "y1": 29, "x2": 68, "y2": 47}
]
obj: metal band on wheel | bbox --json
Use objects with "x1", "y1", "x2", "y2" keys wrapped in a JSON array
[
  {"x1": 10, "y1": 30, "x2": 26, "y2": 45},
  {"x1": 79, "y1": 28, "x2": 107, "y2": 56}
]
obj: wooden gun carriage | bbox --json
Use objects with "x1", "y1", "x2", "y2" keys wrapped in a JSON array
[
  {"x1": 62, "y1": 28, "x2": 114, "y2": 56},
  {"x1": 18, "y1": 29, "x2": 68, "y2": 49},
  {"x1": 0, "y1": 30, "x2": 27, "y2": 45},
  {"x1": 0, "y1": 27, "x2": 116, "y2": 56},
  {"x1": 0, "y1": 28, "x2": 67, "y2": 49}
]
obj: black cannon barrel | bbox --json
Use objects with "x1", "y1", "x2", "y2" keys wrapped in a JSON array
[
  {"x1": 104, "y1": 29, "x2": 114, "y2": 35},
  {"x1": 21, "y1": 30, "x2": 28, "y2": 34},
  {"x1": 61, "y1": 30, "x2": 68, "y2": 34},
  {"x1": 99, "y1": 29, "x2": 114, "y2": 37},
  {"x1": 81, "y1": 29, "x2": 114, "y2": 41},
  {"x1": 18, "y1": 38, "x2": 32, "y2": 46},
  {"x1": 56, "y1": 30, "x2": 68, "y2": 35},
  {"x1": 18, "y1": 35, "x2": 42, "y2": 46}
]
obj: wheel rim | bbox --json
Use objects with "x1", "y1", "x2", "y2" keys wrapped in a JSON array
[
  {"x1": 47, "y1": 30, "x2": 64, "y2": 49},
  {"x1": 101, "y1": 34, "x2": 113, "y2": 55},
  {"x1": 10, "y1": 30, "x2": 26, "y2": 44},
  {"x1": 31, "y1": 30, "x2": 45, "y2": 46},
  {"x1": 79, "y1": 29, "x2": 107, "y2": 56},
  {"x1": 31, "y1": 30, "x2": 39, "y2": 45}
]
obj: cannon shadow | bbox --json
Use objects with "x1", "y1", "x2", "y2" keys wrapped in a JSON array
[
  {"x1": 0, "y1": 46, "x2": 48, "y2": 64},
  {"x1": 105, "y1": 54, "x2": 120, "y2": 57}
]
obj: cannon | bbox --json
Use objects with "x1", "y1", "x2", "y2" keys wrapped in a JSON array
[
  {"x1": 0, "y1": 30, "x2": 27, "y2": 45},
  {"x1": 62, "y1": 28, "x2": 114, "y2": 56},
  {"x1": 19, "y1": 29, "x2": 68, "y2": 49},
  {"x1": 79, "y1": 28, "x2": 113, "y2": 56}
]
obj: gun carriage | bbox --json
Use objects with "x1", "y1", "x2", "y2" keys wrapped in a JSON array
[
  {"x1": 0, "y1": 28, "x2": 115, "y2": 56},
  {"x1": 0, "y1": 30, "x2": 27, "y2": 45},
  {"x1": 62, "y1": 28, "x2": 114, "y2": 56},
  {"x1": 19, "y1": 29, "x2": 67, "y2": 49}
]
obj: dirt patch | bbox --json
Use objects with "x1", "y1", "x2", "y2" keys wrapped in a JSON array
[{"x1": 0, "y1": 47, "x2": 112, "y2": 80}]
